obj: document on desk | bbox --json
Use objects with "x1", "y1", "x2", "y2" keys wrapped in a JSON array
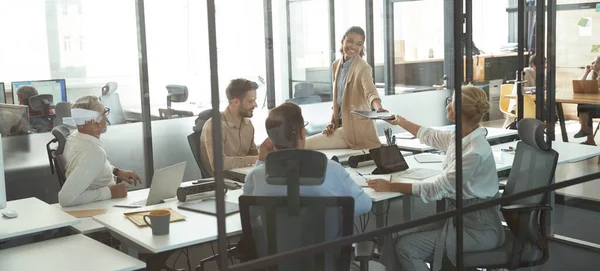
[
  {"x1": 351, "y1": 174, "x2": 391, "y2": 187},
  {"x1": 64, "y1": 209, "x2": 106, "y2": 218},
  {"x1": 396, "y1": 168, "x2": 442, "y2": 180},
  {"x1": 414, "y1": 153, "x2": 443, "y2": 163}
]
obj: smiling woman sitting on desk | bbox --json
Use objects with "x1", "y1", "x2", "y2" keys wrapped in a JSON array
[
  {"x1": 368, "y1": 85, "x2": 504, "y2": 271},
  {"x1": 58, "y1": 96, "x2": 142, "y2": 207}
]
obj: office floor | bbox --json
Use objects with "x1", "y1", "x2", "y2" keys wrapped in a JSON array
[{"x1": 161, "y1": 118, "x2": 600, "y2": 270}]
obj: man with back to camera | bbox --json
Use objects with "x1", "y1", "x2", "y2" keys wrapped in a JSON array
[
  {"x1": 200, "y1": 78, "x2": 259, "y2": 177},
  {"x1": 58, "y1": 96, "x2": 141, "y2": 207}
]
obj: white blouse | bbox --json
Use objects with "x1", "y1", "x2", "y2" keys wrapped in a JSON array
[
  {"x1": 411, "y1": 127, "x2": 499, "y2": 203},
  {"x1": 58, "y1": 132, "x2": 116, "y2": 207}
]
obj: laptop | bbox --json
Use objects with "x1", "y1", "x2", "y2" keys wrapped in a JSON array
[
  {"x1": 114, "y1": 161, "x2": 187, "y2": 208},
  {"x1": 351, "y1": 110, "x2": 394, "y2": 120},
  {"x1": 572, "y1": 80, "x2": 599, "y2": 94}
]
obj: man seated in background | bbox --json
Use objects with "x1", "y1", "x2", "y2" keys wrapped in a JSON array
[
  {"x1": 16, "y1": 86, "x2": 54, "y2": 116},
  {"x1": 575, "y1": 56, "x2": 600, "y2": 145},
  {"x1": 200, "y1": 78, "x2": 259, "y2": 176},
  {"x1": 58, "y1": 96, "x2": 141, "y2": 207},
  {"x1": 243, "y1": 102, "x2": 372, "y2": 216}
]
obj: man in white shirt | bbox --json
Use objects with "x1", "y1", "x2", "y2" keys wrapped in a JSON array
[{"x1": 58, "y1": 96, "x2": 141, "y2": 207}]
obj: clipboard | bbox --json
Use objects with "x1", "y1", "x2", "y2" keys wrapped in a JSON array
[{"x1": 351, "y1": 111, "x2": 394, "y2": 120}]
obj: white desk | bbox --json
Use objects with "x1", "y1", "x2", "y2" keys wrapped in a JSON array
[
  {"x1": 490, "y1": 141, "x2": 600, "y2": 170},
  {"x1": 227, "y1": 148, "x2": 412, "y2": 178},
  {"x1": 1, "y1": 197, "x2": 80, "y2": 241},
  {"x1": 93, "y1": 189, "x2": 243, "y2": 254},
  {"x1": 52, "y1": 189, "x2": 153, "y2": 235},
  {"x1": 0, "y1": 234, "x2": 145, "y2": 271},
  {"x1": 386, "y1": 126, "x2": 518, "y2": 153}
]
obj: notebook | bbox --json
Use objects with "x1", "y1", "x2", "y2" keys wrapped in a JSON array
[{"x1": 414, "y1": 154, "x2": 443, "y2": 163}]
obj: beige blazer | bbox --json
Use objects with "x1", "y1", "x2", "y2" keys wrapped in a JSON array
[{"x1": 331, "y1": 56, "x2": 381, "y2": 149}]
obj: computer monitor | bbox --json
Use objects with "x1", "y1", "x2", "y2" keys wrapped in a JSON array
[
  {"x1": 0, "y1": 82, "x2": 5, "y2": 103},
  {"x1": 11, "y1": 79, "x2": 67, "y2": 103},
  {"x1": 0, "y1": 104, "x2": 30, "y2": 137}
]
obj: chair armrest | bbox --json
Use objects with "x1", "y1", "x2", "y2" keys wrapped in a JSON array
[
  {"x1": 501, "y1": 203, "x2": 552, "y2": 213},
  {"x1": 354, "y1": 241, "x2": 375, "y2": 262}
]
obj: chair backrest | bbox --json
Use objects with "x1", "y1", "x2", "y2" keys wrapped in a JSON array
[
  {"x1": 54, "y1": 102, "x2": 72, "y2": 126},
  {"x1": 286, "y1": 96, "x2": 322, "y2": 105},
  {"x1": 47, "y1": 125, "x2": 72, "y2": 187},
  {"x1": 503, "y1": 118, "x2": 558, "y2": 264},
  {"x1": 239, "y1": 150, "x2": 354, "y2": 270},
  {"x1": 521, "y1": 95, "x2": 537, "y2": 119},
  {"x1": 187, "y1": 132, "x2": 210, "y2": 178},
  {"x1": 500, "y1": 84, "x2": 513, "y2": 114},
  {"x1": 193, "y1": 109, "x2": 213, "y2": 133},
  {"x1": 294, "y1": 82, "x2": 315, "y2": 98}
]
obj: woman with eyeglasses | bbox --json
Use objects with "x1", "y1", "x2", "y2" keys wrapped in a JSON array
[
  {"x1": 58, "y1": 96, "x2": 142, "y2": 207},
  {"x1": 304, "y1": 26, "x2": 387, "y2": 150},
  {"x1": 368, "y1": 86, "x2": 505, "y2": 271}
]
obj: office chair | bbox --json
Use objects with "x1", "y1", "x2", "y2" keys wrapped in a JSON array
[
  {"x1": 99, "y1": 82, "x2": 126, "y2": 125},
  {"x1": 159, "y1": 85, "x2": 194, "y2": 119},
  {"x1": 463, "y1": 118, "x2": 558, "y2": 270},
  {"x1": 46, "y1": 125, "x2": 72, "y2": 188},
  {"x1": 29, "y1": 94, "x2": 55, "y2": 133},
  {"x1": 237, "y1": 149, "x2": 381, "y2": 271},
  {"x1": 186, "y1": 109, "x2": 213, "y2": 178},
  {"x1": 53, "y1": 102, "x2": 72, "y2": 127}
]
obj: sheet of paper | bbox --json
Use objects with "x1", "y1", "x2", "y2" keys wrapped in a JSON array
[
  {"x1": 414, "y1": 153, "x2": 443, "y2": 163},
  {"x1": 579, "y1": 17, "x2": 592, "y2": 36},
  {"x1": 64, "y1": 209, "x2": 106, "y2": 218},
  {"x1": 351, "y1": 174, "x2": 392, "y2": 187}
]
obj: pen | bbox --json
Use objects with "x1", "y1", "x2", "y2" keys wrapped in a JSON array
[
  {"x1": 391, "y1": 135, "x2": 396, "y2": 145},
  {"x1": 355, "y1": 171, "x2": 369, "y2": 180}
]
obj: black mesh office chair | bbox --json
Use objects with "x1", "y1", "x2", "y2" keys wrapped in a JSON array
[
  {"x1": 29, "y1": 94, "x2": 55, "y2": 133},
  {"x1": 46, "y1": 125, "x2": 71, "y2": 188},
  {"x1": 188, "y1": 109, "x2": 212, "y2": 178},
  {"x1": 237, "y1": 149, "x2": 380, "y2": 271},
  {"x1": 463, "y1": 118, "x2": 559, "y2": 270}
]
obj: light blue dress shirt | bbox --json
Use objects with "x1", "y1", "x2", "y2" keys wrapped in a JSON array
[
  {"x1": 243, "y1": 159, "x2": 372, "y2": 216},
  {"x1": 336, "y1": 57, "x2": 353, "y2": 119}
]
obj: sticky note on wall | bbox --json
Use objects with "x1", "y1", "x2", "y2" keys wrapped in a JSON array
[
  {"x1": 592, "y1": 45, "x2": 600, "y2": 53},
  {"x1": 578, "y1": 17, "x2": 590, "y2": 27},
  {"x1": 596, "y1": 3, "x2": 600, "y2": 12}
]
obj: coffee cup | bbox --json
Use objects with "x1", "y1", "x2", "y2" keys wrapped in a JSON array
[{"x1": 143, "y1": 209, "x2": 171, "y2": 235}]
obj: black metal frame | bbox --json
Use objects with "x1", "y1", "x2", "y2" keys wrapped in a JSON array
[
  {"x1": 365, "y1": 0, "x2": 375, "y2": 81},
  {"x1": 264, "y1": 0, "x2": 276, "y2": 109},
  {"x1": 134, "y1": 0, "x2": 154, "y2": 186},
  {"x1": 452, "y1": 0, "x2": 464, "y2": 267},
  {"x1": 382, "y1": 0, "x2": 395, "y2": 95}
]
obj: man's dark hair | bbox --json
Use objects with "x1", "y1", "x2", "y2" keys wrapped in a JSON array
[
  {"x1": 529, "y1": 54, "x2": 537, "y2": 67},
  {"x1": 17, "y1": 86, "x2": 39, "y2": 106},
  {"x1": 265, "y1": 102, "x2": 305, "y2": 149},
  {"x1": 225, "y1": 78, "x2": 259, "y2": 102}
]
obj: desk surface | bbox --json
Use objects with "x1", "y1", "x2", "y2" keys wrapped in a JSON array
[
  {"x1": 381, "y1": 126, "x2": 518, "y2": 152},
  {"x1": 93, "y1": 189, "x2": 243, "y2": 254},
  {"x1": 505, "y1": 92, "x2": 600, "y2": 105},
  {"x1": 0, "y1": 234, "x2": 145, "y2": 271},
  {"x1": 1, "y1": 197, "x2": 79, "y2": 241}
]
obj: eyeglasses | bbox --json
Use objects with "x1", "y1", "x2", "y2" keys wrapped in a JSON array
[
  {"x1": 103, "y1": 108, "x2": 111, "y2": 116},
  {"x1": 446, "y1": 97, "x2": 452, "y2": 105},
  {"x1": 304, "y1": 121, "x2": 309, "y2": 127}
]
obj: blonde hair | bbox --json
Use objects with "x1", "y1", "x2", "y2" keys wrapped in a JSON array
[
  {"x1": 72, "y1": 96, "x2": 105, "y2": 114},
  {"x1": 455, "y1": 85, "x2": 491, "y2": 124}
]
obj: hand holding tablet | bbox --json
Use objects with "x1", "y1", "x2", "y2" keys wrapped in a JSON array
[{"x1": 351, "y1": 110, "x2": 395, "y2": 120}]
